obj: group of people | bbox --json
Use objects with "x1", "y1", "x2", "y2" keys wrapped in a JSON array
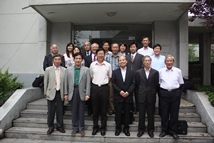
[{"x1": 43, "y1": 36, "x2": 184, "y2": 140}]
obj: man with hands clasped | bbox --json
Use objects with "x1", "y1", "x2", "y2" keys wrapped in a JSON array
[
  {"x1": 112, "y1": 56, "x2": 135, "y2": 136},
  {"x1": 64, "y1": 52, "x2": 91, "y2": 137}
]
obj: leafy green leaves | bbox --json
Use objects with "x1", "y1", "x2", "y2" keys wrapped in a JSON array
[{"x1": 0, "y1": 69, "x2": 23, "y2": 102}]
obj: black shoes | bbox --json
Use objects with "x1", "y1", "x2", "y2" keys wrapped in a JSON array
[
  {"x1": 115, "y1": 129, "x2": 121, "y2": 136},
  {"x1": 123, "y1": 129, "x2": 130, "y2": 136},
  {"x1": 92, "y1": 129, "x2": 99, "y2": 135},
  {"x1": 171, "y1": 133, "x2": 179, "y2": 140},
  {"x1": 148, "y1": 131, "x2": 154, "y2": 138},
  {"x1": 137, "y1": 130, "x2": 144, "y2": 137},
  {"x1": 100, "y1": 129, "x2": 106, "y2": 136},
  {"x1": 159, "y1": 131, "x2": 167, "y2": 137}
]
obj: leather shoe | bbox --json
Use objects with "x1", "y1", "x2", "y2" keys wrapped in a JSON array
[
  {"x1": 47, "y1": 129, "x2": 54, "y2": 135},
  {"x1": 148, "y1": 131, "x2": 154, "y2": 138},
  {"x1": 123, "y1": 129, "x2": 130, "y2": 136},
  {"x1": 57, "y1": 127, "x2": 65, "y2": 133},
  {"x1": 79, "y1": 131, "x2": 85, "y2": 137},
  {"x1": 100, "y1": 129, "x2": 106, "y2": 136},
  {"x1": 159, "y1": 131, "x2": 167, "y2": 137},
  {"x1": 115, "y1": 129, "x2": 121, "y2": 136},
  {"x1": 71, "y1": 131, "x2": 77, "y2": 137},
  {"x1": 137, "y1": 130, "x2": 144, "y2": 137},
  {"x1": 108, "y1": 111, "x2": 114, "y2": 115},
  {"x1": 171, "y1": 133, "x2": 179, "y2": 140},
  {"x1": 92, "y1": 129, "x2": 99, "y2": 135}
]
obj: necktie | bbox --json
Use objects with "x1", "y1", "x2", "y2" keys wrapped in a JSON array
[
  {"x1": 55, "y1": 68, "x2": 60, "y2": 91},
  {"x1": 131, "y1": 55, "x2": 134, "y2": 63},
  {"x1": 87, "y1": 52, "x2": 89, "y2": 56},
  {"x1": 93, "y1": 55, "x2": 96, "y2": 62}
]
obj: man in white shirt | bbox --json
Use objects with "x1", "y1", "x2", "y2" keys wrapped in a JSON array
[
  {"x1": 159, "y1": 55, "x2": 184, "y2": 140},
  {"x1": 137, "y1": 36, "x2": 154, "y2": 56},
  {"x1": 150, "y1": 44, "x2": 165, "y2": 71},
  {"x1": 90, "y1": 48, "x2": 112, "y2": 136},
  {"x1": 150, "y1": 44, "x2": 165, "y2": 116}
]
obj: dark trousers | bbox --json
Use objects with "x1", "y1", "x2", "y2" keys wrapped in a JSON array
[
  {"x1": 138, "y1": 100, "x2": 155, "y2": 132},
  {"x1": 70, "y1": 87, "x2": 85, "y2": 132},
  {"x1": 47, "y1": 90, "x2": 63, "y2": 130},
  {"x1": 91, "y1": 84, "x2": 109, "y2": 130},
  {"x1": 114, "y1": 102, "x2": 131, "y2": 130},
  {"x1": 159, "y1": 89, "x2": 181, "y2": 133}
]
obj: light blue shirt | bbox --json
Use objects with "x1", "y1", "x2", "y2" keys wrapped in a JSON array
[{"x1": 151, "y1": 55, "x2": 165, "y2": 71}]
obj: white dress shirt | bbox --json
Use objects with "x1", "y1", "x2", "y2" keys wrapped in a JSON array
[
  {"x1": 90, "y1": 61, "x2": 112, "y2": 86},
  {"x1": 63, "y1": 53, "x2": 74, "y2": 68},
  {"x1": 159, "y1": 67, "x2": 184, "y2": 90},
  {"x1": 137, "y1": 47, "x2": 154, "y2": 56},
  {"x1": 120, "y1": 67, "x2": 127, "y2": 82},
  {"x1": 144, "y1": 68, "x2": 151, "y2": 79}
]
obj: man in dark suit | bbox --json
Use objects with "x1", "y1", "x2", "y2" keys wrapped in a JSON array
[
  {"x1": 112, "y1": 56, "x2": 135, "y2": 136},
  {"x1": 82, "y1": 41, "x2": 91, "y2": 58},
  {"x1": 135, "y1": 55, "x2": 159, "y2": 138},
  {"x1": 84, "y1": 43, "x2": 99, "y2": 68},
  {"x1": 44, "y1": 54, "x2": 66, "y2": 135},
  {"x1": 126, "y1": 41, "x2": 144, "y2": 112},
  {"x1": 43, "y1": 44, "x2": 65, "y2": 71}
]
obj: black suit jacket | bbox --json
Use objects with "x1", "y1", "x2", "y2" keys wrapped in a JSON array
[
  {"x1": 135, "y1": 68, "x2": 159, "y2": 104},
  {"x1": 112, "y1": 68, "x2": 135, "y2": 103},
  {"x1": 84, "y1": 54, "x2": 93, "y2": 68},
  {"x1": 43, "y1": 54, "x2": 65, "y2": 71},
  {"x1": 126, "y1": 53, "x2": 144, "y2": 72}
]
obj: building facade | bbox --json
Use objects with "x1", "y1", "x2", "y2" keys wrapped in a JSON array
[{"x1": 0, "y1": 0, "x2": 195, "y2": 87}]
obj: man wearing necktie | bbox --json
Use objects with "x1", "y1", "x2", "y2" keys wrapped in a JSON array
[
  {"x1": 82, "y1": 41, "x2": 91, "y2": 58},
  {"x1": 44, "y1": 54, "x2": 66, "y2": 135}
]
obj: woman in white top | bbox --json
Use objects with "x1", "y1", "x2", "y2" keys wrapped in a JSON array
[
  {"x1": 64, "y1": 42, "x2": 75, "y2": 68},
  {"x1": 118, "y1": 42, "x2": 129, "y2": 56},
  {"x1": 72, "y1": 46, "x2": 85, "y2": 66}
]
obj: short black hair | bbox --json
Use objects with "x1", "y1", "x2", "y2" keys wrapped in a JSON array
[
  {"x1": 101, "y1": 41, "x2": 110, "y2": 47},
  {"x1": 129, "y1": 41, "x2": 138, "y2": 48},
  {"x1": 96, "y1": 48, "x2": 105, "y2": 54},
  {"x1": 142, "y1": 36, "x2": 150, "y2": 41},
  {"x1": 53, "y1": 54, "x2": 61, "y2": 60},
  {"x1": 153, "y1": 44, "x2": 162, "y2": 50},
  {"x1": 119, "y1": 42, "x2": 127, "y2": 49},
  {"x1": 73, "y1": 52, "x2": 83, "y2": 59}
]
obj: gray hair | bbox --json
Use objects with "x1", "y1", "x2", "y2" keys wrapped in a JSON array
[
  {"x1": 142, "y1": 55, "x2": 152, "y2": 62},
  {"x1": 165, "y1": 55, "x2": 175, "y2": 62}
]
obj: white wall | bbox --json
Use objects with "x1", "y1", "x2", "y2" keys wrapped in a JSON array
[{"x1": 0, "y1": 0, "x2": 46, "y2": 87}]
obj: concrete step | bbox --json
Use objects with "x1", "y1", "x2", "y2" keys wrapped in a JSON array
[
  {"x1": 26, "y1": 98, "x2": 196, "y2": 113},
  {"x1": 13, "y1": 118, "x2": 206, "y2": 133},
  {"x1": 5, "y1": 127, "x2": 214, "y2": 143},
  {"x1": 20, "y1": 109, "x2": 201, "y2": 122}
]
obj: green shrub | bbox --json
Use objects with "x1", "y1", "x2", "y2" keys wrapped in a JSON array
[
  {"x1": 197, "y1": 86, "x2": 214, "y2": 106},
  {"x1": 0, "y1": 69, "x2": 23, "y2": 102}
]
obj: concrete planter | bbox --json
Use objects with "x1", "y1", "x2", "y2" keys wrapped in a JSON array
[{"x1": 185, "y1": 90, "x2": 214, "y2": 137}]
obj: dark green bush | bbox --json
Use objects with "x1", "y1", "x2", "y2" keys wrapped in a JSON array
[
  {"x1": 197, "y1": 86, "x2": 214, "y2": 106},
  {"x1": 0, "y1": 69, "x2": 23, "y2": 102}
]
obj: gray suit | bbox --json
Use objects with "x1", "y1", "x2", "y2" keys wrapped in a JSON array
[
  {"x1": 64, "y1": 65, "x2": 91, "y2": 132},
  {"x1": 44, "y1": 66, "x2": 66, "y2": 130}
]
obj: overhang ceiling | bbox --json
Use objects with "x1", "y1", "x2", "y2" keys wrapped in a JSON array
[{"x1": 29, "y1": 1, "x2": 194, "y2": 24}]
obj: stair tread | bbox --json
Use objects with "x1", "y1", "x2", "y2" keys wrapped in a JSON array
[
  {"x1": 5, "y1": 127, "x2": 213, "y2": 139},
  {"x1": 21, "y1": 109, "x2": 199, "y2": 117},
  {"x1": 13, "y1": 117, "x2": 206, "y2": 127}
]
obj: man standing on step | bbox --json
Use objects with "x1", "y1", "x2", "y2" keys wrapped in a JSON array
[
  {"x1": 64, "y1": 53, "x2": 91, "y2": 137},
  {"x1": 112, "y1": 56, "x2": 135, "y2": 136},
  {"x1": 159, "y1": 55, "x2": 184, "y2": 140},
  {"x1": 135, "y1": 56, "x2": 159, "y2": 138},
  {"x1": 44, "y1": 54, "x2": 66, "y2": 135},
  {"x1": 90, "y1": 48, "x2": 112, "y2": 136}
]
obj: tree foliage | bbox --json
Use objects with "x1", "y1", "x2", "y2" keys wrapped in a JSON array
[
  {"x1": 189, "y1": 0, "x2": 214, "y2": 27},
  {"x1": 0, "y1": 69, "x2": 23, "y2": 102}
]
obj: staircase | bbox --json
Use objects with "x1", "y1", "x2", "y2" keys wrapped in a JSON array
[{"x1": 4, "y1": 98, "x2": 214, "y2": 143}]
